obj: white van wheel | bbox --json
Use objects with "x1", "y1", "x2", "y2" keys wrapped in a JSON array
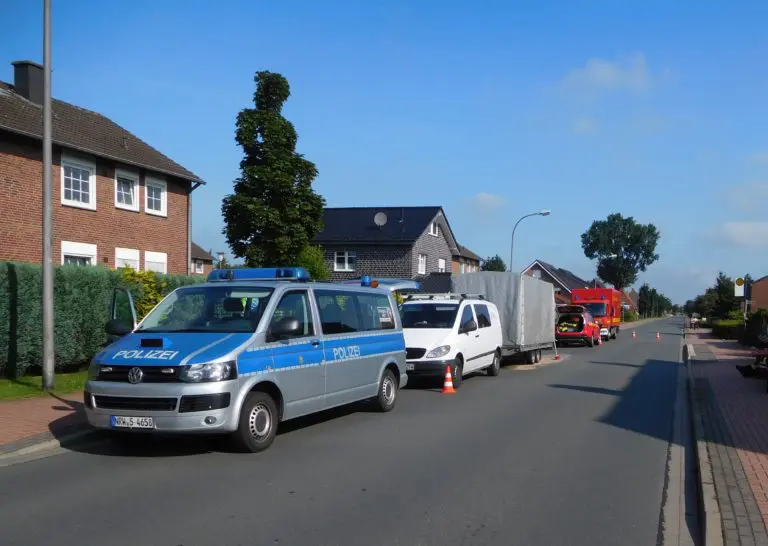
[
  {"x1": 233, "y1": 391, "x2": 278, "y2": 453},
  {"x1": 487, "y1": 351, "x2": 501, "y2": 377}
]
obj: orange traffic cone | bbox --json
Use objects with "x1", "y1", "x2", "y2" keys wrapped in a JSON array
[
  {"x1": 632, "y1": 330, "x2": 636, "y2": 340},
  {"x1": 656, "y1": 332, "x2": 661, "y2": 342},
  {"x1": 442, "y1": 365, "x2": 456, "y2": 394}
]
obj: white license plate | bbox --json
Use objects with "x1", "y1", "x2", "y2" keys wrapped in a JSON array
[
  {"x1": 110, "y1": 416, "x2": 155, "y2": 429},
  {"x1": 405, "y1": 363, "x2": 415, "y2": 371}
]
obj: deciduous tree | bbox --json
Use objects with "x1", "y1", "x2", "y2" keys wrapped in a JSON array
[
  {"x1": 222, "y1": 71, "x2": 325, "y2": 266},
  {"x1": 581, "y1": 213, "x2": 660, "y2": 291},
  {"x1": 482, "y1": 255, "x2": 506, "y2": 272}
]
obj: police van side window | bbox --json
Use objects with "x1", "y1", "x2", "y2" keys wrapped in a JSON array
[
  {"x1": 314, "y1": 290, "x2": 361, "y2": 335},
  {"x1": 473, "y1": 304, "x2": 492, "y2": 328},
  {"x1": 268, "y1": 291, "x2": 314, "y2": 339},
  {"x1": 356, "y1": 293, "x2": 396, "y2": 331}
]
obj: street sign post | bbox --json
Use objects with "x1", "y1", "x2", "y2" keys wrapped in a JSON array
[{"x1": 735, "y1": 277, "x2": 745, "y2": 298}]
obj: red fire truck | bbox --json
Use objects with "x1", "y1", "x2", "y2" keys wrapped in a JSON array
[{"x1": 570, "y1": 287, "x2": 623, "y2": 340}]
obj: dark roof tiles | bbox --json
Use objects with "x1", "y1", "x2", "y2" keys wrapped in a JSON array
[{"x1": 0, "y1": 81, "x2": 203, "y2": 183}]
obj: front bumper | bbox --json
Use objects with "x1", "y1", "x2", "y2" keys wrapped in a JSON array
[
  {"x1": 405, "y1": 358, "x2": 457, "y2": 377},
  {"x1": 84, "y1": 379, "x2": 240, "y2": 434},
  {"x1": 599, "y1": 328, "x2": 610, "y2": 337}
]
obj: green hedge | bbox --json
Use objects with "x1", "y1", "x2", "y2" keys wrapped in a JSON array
[
  {"x1": 0, "y1": 262, "x2": 202, "y2": 377},
  {"x1": 623, "y1": 311, "x2": 639, "y2": 322},
  {"x1": 711, "y1": 319, "x2": 744, "y2": 340}
]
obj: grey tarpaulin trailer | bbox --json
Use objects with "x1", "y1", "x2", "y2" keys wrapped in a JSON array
[{"x1": 451, "y1": 271, "x2": 557, "y2": 364}]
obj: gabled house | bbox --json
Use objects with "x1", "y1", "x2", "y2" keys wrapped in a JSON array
[
  {"x1": 0, "y1": 60, "x2": 204, "y2": 275},
  {"x1": 312, "y1": 206, "x2": 461, "y2": 282},
  {"x1": 522, "y1": 259, "x2": 591, "y2": 304},
  {"x1": 453, "y1": 244, "x2": 481, "y2": 274},
  {"x1": 190, "y1": 243, "x2": 215, "y2": 276}
]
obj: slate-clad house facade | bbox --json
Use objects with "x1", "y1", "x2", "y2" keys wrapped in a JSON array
[
  {"x1": 522, "y1": 259, "x2": 591, "y2": 304},
  {"x1": 0, "y1": 60, "x2": 204, "y2": 275},
  {"x1": 313, "y1": 206, "x2": 462, "y2": 282}
]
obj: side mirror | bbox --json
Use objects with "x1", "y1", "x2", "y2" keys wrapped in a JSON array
[
  {"x1": 460, "y1": 319, "x2": 477, "y2": 334},
  {"x1": 269, "y1": 317, "x2": 301, "y2": 341},
  {"x1": 105, "y1": 318, "x2": 132, "y2": 337}
]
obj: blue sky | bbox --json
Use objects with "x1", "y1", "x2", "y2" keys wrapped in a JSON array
[{"x1": 3, "y1": 0, "x2": 768, "y2": 303}]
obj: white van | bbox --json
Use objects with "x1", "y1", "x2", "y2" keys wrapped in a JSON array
[{"x1": 400, "y1": 294, "x2": 503, "y2": 388}]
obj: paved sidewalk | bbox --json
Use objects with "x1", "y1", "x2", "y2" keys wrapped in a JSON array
[
  {"x1": 688, "y1": 329, "x2": 768, "y2": 545},
  {"x1": 0, "y1": 392, "x2": 87, "y2": 455}
]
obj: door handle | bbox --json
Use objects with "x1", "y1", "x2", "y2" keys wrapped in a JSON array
[
  {"x1": 310, "y1": 339, "x2": 321, "y2": 347},
  {"x1": 474, "y1": 334, "x2": 480, "y2": 338}
]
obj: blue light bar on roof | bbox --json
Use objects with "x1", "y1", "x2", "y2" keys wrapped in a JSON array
[{"x1": 207, "y1": 267, "x2": 310, "y2": 282}]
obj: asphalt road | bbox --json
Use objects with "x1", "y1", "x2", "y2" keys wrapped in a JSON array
[{"x1": 0, "y1": 318, "x2": 685, "y2": 546}]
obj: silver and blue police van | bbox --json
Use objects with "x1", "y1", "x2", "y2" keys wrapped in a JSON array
[{"x1": 84, "y1": 267, "x2": 407, "y2": 453}]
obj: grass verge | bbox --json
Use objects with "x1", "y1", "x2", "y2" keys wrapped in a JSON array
[{"x1": 0, "y1": 370, "x2": 88, "y2": 401}]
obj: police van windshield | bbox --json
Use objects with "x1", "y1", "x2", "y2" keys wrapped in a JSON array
[
  {"x1": 136, "y1": 286, "x2": 275, "y2": 333},
  {"x1": 401, "y1": 303, "x2": 459, "y2": 329}
]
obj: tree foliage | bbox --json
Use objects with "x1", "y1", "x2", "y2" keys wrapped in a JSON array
[
  {"x1": 686, "y1": 272, "x2": 741, "y2": 320},
  {"x1": 481, "y1": 255, "x2": 506, "y2": 272},
  {"x1": 581, "y1": 213, "x2": 660, "y2": 291},
  {"x1": 222, "y1": 71, "x2": 326, "y2": 267},
  {"x1": 297, "y1": 245, "x2": 330, "y2": 281},
  {"x1": 638, "y1": 283, "x2": 673, "y2": 317}
]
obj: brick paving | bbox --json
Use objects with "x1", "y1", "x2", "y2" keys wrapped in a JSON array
[
  {"x1": 0, "y1": 392, "x2": 86, "y2": 455},
  {"x1": 688, "y1": 329, "x2": 768, "y2": 545}
]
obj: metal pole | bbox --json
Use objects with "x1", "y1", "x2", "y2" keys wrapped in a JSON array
[
  {"x1": 42, "y1": 0, "x2": 54, "y2": 391},
  {"x1": 509, "y1": 213, "x2": 535, "y2": 273}
]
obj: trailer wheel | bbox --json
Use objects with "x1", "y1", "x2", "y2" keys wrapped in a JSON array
[
  {"x1": 525, "y1": 350, "x2": 535, "y2": 365},
  {"x1": 535, "y1": 349, "x2": 542, "y2": 363}
]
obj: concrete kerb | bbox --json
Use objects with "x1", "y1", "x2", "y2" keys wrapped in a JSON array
[
  {"x1": 684, "y1": 338, "x2": 724, "y2": 546},
  {"x1": 0, "y1": 427, "x2": 99, "y2": 463}
]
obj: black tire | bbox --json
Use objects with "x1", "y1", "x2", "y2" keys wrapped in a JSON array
[
  {"x1": 525, "y1": 350, "x2": 535, "y2": 364},
  {"x1": 535, "y1": 349, "x2": 542, "y2": 363},
  {"x1": 487, "y1": 351, "x2": 501, "y2": 377},
  {"x1": 233, "y1": 391, "x2": 278, "y2": 453},
  {"x1": 452, "y1": 359, "x2": 464, "y2": 389},
  {"x1": 373, "y1": 368, "x2": 398, "y2": 412},
  {"x1": 611, "y1": 328, "x2": 618, "y2": 340}
]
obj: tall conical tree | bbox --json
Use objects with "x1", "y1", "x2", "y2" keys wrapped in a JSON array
[{"x1": 222, "y1": 71, "x2": 325, "y2": 266}]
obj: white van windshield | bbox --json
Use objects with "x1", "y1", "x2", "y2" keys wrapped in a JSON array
[
  {"x1": 402, "y1": 303, "x2": 459, "y2": 329},
  {"x1": 137, "y1": 286, "x2": 275, "y2": 333}
]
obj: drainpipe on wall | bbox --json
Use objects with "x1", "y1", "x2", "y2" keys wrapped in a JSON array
[{"x1": 188, "y1": 181, "x2": 203, "y2": 274}]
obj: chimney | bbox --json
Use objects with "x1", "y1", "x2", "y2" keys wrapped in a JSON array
[{"x1": 12, "y1": 60, "x2": 44, "y2": 105}]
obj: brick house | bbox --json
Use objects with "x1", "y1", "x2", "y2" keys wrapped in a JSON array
[
  {"x1": 521, "y1": 259, "x2": 591, "y2": 304},
  {"x1": 313, "y1": 206, "x2": 462, "y2": 282},
  {"x1": 750, "y1": 276, "x2": 768, "y2": 312},
  {"x1": 453, "y1": 244, "x2": 481, "y2": 274},
  {"x1": 0, "y1": 60, "x2": 204, "y2": 275},
  {"x1": 190, "y1": 243, "x2": 215, "y2": 276}
]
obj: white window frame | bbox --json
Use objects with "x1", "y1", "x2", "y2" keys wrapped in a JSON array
[
  {"x1": 145, "y1": 250, "x2": 168, "y2": 274},
  {"x1": 60, "y1": 153, "x2": 96, "y2": 210},
  {"x1": 61, "y1": 241, "x2": 97, "y2": 266},
  {"x1": 115, "y1": 247, "x2": 140, "y2": 270},
  {"x1": 145, "y1": 176, "x2": 168, "y2": 217},
  {"x1": 438, "y1": 258, "x2": 446, "y2": 273},
  {"x1": 334, "y1": 251, "x2": 356, "y2": 272},
  {"x1": 429, "y1": 221, "x2": 439, "y2": 237},
  {"x1": 114, "y1": 168, "x2": 140, "y2": 212},
  {"x1": 418, "y1": 253, "x2": 427, "y2": 275},
  {"x1": 194, "y1": 259, "x2": 205, "y2": 274}
]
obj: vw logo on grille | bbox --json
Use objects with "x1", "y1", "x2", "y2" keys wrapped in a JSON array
[{"x1": 127, "y1": 367, "x2": 144, "y2": 384}]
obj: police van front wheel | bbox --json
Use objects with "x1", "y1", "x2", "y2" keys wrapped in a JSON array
[{"x1": 233, "y1": 391, "x2": 278, "y2": 453}]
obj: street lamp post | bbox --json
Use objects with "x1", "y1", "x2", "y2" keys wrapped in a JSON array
[
  {"x1": 509, "y1": 210, "x2": 551, "y2": 272},
  {"x1": 217, "y1": 252, "x2": 225, "y2": 269}
]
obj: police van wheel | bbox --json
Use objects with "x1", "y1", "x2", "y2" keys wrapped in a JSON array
[
  {"x1": 487, "y1": 351, "x2": 501, "y2": 377},
  {"x1": 373, "y1": 369, "x2": 398, "y2": 412},
  {"x1": 234, "y1": 392, "x2": 278, "y2": 453}
]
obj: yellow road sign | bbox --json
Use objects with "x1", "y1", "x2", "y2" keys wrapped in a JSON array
[{"x1": 736, "y1": 277, "x2": 745, "y2": 286}]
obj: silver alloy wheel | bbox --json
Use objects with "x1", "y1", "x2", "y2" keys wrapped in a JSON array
[
  {"x1": 382, "y1": 375, "x2": 396, "y2": 406},
  {"x1": 248, "y1": 403, "x2": 272, "y2": 440}
]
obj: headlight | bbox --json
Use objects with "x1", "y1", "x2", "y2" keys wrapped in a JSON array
[
  {"x1": 426, "y1": 345, "x2": 451, "y2": 359},
  {"x1": 180, "y1": 361, "x2": 236, "y2": 383}
]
